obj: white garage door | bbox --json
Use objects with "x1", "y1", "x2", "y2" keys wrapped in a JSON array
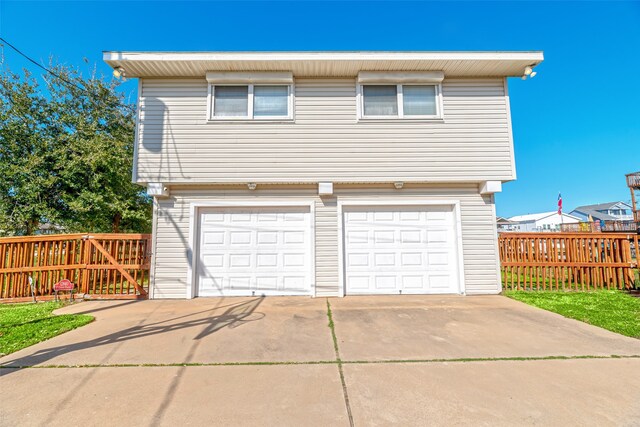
[
  {"x1": 197, "y1": 206, "x2": 312, "y2": 297},
  {"x1": 343, "y1": 205, "x2": 460, "y2": 295}
]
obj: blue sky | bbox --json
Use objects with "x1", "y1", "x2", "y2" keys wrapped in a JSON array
[{"x1": 1, "y1": 1, "x2": 639, "y2": 217}]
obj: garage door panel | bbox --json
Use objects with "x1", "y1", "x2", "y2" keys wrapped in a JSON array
[
  {"x1": 401, "y1": 252, "x2": 423, "y2": 267},
  {"x1": 197, "y1": 206, "x2": 312, "y2": 297},
  {"x1": 257, "y1": 231, "x2": 278, "y2": 244},
  {"x1": 255, "y1": 277, "x2": 278, "y2": 290},
  {"x1": 229, "y1": 231, "x2": 251, "y2": 245},
  {"x1": 344, "y1": 205, "x2": 459, "y2": 295},
  {"x1": 402, "y1": 275, "x2": 424, "y2": 289},
  {"x1": 374, "y1": 276, "x2": 397, "y2": 290},
  {"x1": 430, "y1": 274, "x2": 452, "y2": 290},
  {"x1": 202, "y1": 231, "x2": 225, "y2": 246},
  {"x1": 283, "y1": 276, "x2": 307, "y2": 292},
  {"x1": 256, "y1": 253, "x2": 278, "y2": 267},
  {"x1": 347, "y1": 276, "x2": 369, "y2": 290},
  {"x1": 202, "y1": 254, "x2": 224, "y2": 268},
  {"x1": 400, "y1": 230, "x2": 422, "y2": 243}
]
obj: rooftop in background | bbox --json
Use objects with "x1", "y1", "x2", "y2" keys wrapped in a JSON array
[
  {"x1": 570, "y1": 201, "x2": 633, "y2": 222},
  {"x1": 572, "y1": 201, "x2": 632, "y2": 212},
  {"x1": 103, "y1": 50, "x2": 544, "y2": 78},
  {"x1": 508, "y1": 211, "x2": 580, "y2": 222}
]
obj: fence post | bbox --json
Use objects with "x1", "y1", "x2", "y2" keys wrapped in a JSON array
[{"x1": 81, "y1": 236, "x2": 91, "y2": 295}]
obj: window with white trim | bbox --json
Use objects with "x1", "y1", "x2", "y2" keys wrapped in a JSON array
[
  {"x1": 359, "y1": 83, "x2": 441, "y2": 119},
  {"x1": 208, "y1": 83, "x2": 293, "y2": 120}
]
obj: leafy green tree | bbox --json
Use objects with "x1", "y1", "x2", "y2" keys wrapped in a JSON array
[
  {"x1": 0, "y1": 59, "x2": 151, "y2": 235},
  {"x1": 0, "y1": 68, "x2": 60, "y2": 235}
]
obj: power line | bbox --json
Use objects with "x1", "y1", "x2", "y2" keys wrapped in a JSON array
[
  {"x1": 0, "y1": 37, "x2": 135, "y2": 112},
  {"x1": 1, "y1": 37, "x2": 88, "y2": 92}
]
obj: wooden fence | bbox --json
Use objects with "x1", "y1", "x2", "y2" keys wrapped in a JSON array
[
  {"x1": 499, "y1": 232, "x2": 638, "y2": 291},
  {"x1": 560, "y1": 221, "x2": 638, "y2": 233},
  {"x1": 0, "y1": 233, "x2": 151, "y2": 302}
]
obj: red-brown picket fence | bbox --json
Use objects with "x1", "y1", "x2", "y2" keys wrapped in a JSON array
[
  {"x1": 499, "y1": 232, "x2": 638, "y2": 290},
  {"x1": 0, "y1": 233, "x2": 151, "y2": 302}
]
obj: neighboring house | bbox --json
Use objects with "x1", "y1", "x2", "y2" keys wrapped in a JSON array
[
  {"x1": 37, "y1": 223, "x2": 65, "y2": 235},
  {"x1": 570, "y1": 202, "x2": 634, "y2": 222},
  {"x1": 508, "y1": 212, "x2": 580, "y2": 232},
  {"x1": 496, "y1": 217, "x2": 519, "y2": 232},
  {"x1": 104, "y1": 50, "x2": 543, "y2": 299}
]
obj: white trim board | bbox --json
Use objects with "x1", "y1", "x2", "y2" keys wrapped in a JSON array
[
  {"x1": 186, "y1": 200, "x2": 316, "y2": 299},
  {"x1": 104, "y1": 51, "x2": 544, "y2": 63},
  {"x1": 132, "y1": 79, "x2": 142, "y2": 183},
  {"x1": 149, "y1": 196, "x2": 159, "y2": 299},
  {"x1": 336, "y1": 198, "x2": 466, "y2": 297},
  {"x1": 504, "y1": 77, "x2": 517, "y2": 180}
]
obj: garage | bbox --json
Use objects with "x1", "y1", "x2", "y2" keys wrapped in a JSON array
[
  {"x1": 196, "y1": 206, "x2": 313, "y2": 297},
  {"x1": 342, "y1": 204, "x2": 462, "y2": 295}
]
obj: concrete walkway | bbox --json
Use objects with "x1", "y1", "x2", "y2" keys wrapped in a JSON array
[{"x1": 1, "y1": 296, "x2": 639, "y2": 426}]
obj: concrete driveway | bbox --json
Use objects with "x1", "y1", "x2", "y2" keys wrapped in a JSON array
[{"x1": 1, "y1": 295, "x2": 639, "y2": 426}]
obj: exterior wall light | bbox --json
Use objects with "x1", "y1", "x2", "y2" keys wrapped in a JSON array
[
  {"x1": 521, "y1": 65, "x2": 537, "y2": 80},
  {"x1": 113, "y1": 67, "x2": 126, "y2": 79}
]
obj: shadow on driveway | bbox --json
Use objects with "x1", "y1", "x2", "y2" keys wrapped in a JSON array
[{"x1": 0, "y1": 297, "x2": 265, "y2": 371}]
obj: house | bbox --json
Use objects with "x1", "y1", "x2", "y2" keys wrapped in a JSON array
[
  {"x1": 104, "y1": 50, "x2": 543, "y2": 298},
  {"x1": 569, "y1": 202, "x2": 634, "y2": 222},
  {"x1": 507, "y1": 212, "x2": 580, "y2": 232},
  {"x1": 496, "y1": 217, "x2": 519, "y2": 232}
]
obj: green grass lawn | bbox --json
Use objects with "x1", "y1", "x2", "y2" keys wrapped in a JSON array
[
  {"x1": 0, "y1": 302, "x2": 94, "y2": 357},
  {"x1": 506, "y1": 290, "x2": 640, "y2": 339}
]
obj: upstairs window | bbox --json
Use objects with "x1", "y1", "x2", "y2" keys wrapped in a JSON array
[
  {"x1": 253, "y1": 86, "x2": 289, "y2": 117},
  {"x1": 206, "y1": 72, "x2": 294, "y2": 121},
  {"x1": 403, "y1": 85, "x2": 437, "y2": 116},
  {"x1": 357, "y1": 71, "x2": 444, "y2": 120},
  {"x1": 360, "y1": 84, "x2": 440, "y2": 119},
  {"x1": 214, "y1": 86, "x2": 249, "y2": 117},
  {"x1": 363, "y1": 85, "x2": 398, "y2": 116},
  {"x1": 211, "y1": 84, "x2": 291, "y2": 120}
]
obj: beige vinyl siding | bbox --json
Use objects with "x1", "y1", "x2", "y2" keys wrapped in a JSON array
[
  {"x1": 137, "y1": 78, "x2": 513, "y2": 184},
  {"x1": 151, "y1": 184, "x2": 500, "y2": 299}
]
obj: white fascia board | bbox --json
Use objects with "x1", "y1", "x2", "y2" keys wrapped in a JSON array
[{"x1": 103, "y1": 51, "x2": 544, "y2": 63}]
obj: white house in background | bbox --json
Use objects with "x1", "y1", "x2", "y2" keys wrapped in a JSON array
[
  {"x1": 104, "y1": 50, "x2": 543, "y2": 298},
  {"x1": 569, "y1": 201, "x2": 634, "y2": 222},
  {"x1": 508, "y1": 211, "x2": 580, "y2": 232},
  {"x1": 496, "y1": 217, "x2": 519, "y2": 232}
]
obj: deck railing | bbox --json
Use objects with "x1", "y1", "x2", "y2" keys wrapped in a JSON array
[
  {"x1": 498, "y1": 232, "x2": 638, "y2": 291},
  {"x1": 560, "y1": 221, "x2": 638, "y2": 233},
  {"x1": 626, "y1": 171, "x2": 640, "y2": 188},
  {"x1": 0, "y1": 233, "x2": 151, "y2": 302},
  {"x1": 560, "y1": 222, "x2": 601, "y2": 233}
]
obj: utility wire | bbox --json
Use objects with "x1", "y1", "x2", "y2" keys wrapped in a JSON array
[
  {"x1": 0, "y1": 36, "x2": 87, "y2": 92},
  {"x1": 0, "y1": 37, "x2": 136, "y2": 112}
]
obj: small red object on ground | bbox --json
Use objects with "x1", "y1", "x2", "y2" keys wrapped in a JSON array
[
  {"x1": 54, "y1": 279, "x2": 74, "y2": 291},
  {"x1": 54, "y1": 279, "x2": 75, "y2": 301}
]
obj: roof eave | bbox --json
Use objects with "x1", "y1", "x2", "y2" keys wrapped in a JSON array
[{"x1": 103, "y1": 50, "x2": 544, "y2": 78}]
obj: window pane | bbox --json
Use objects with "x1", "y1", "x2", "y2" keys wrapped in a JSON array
[
  {"x1": 254, "y1": 85, "x2": 288, "y2": 117},
  {"x1": 363, "y1": 85, "x2": 397, "y2": 116},
  {"x1": 214, "y1": 86, "x2": 248, "y2": 117},
  {"x1": 403, "y1": 85, "x2": 437, "y2": 116}
]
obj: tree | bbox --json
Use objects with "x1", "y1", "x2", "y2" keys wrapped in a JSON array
[{"x1": 0, "y1": 59, "x2": 151, "y2": 235}]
